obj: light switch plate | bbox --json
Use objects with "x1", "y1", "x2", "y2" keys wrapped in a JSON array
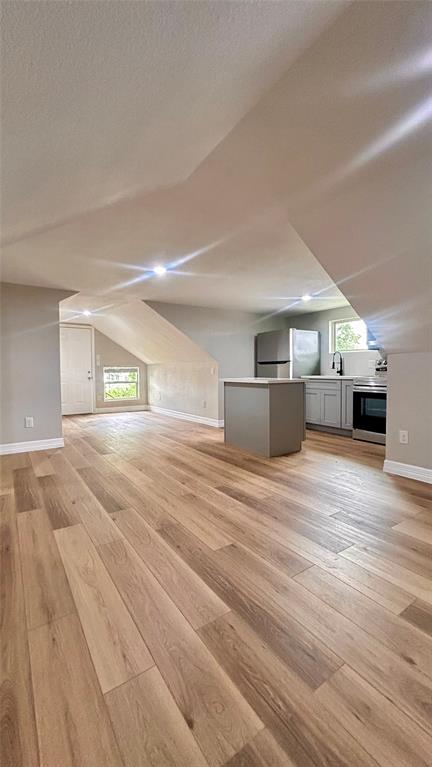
[{"x1": 25, "y1": 416, "x2": 34, "y2": 428}]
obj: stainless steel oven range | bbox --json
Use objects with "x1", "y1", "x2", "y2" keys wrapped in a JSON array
[{"x1": 353, "y1": 376, "x2": 387, "y2": 445}]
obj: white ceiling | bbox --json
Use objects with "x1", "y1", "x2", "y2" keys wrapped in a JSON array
[
  {"x1": 194, "y1": 0, "x2": 431, "y2": 351},
  {"x1": 3, "y1": 0, "x2": 430, "y2": 351},
  {"x1": 0, "y1": 0, "x2": 347, "y2": 315},
  {"x1": 79, "y1": 300, "x2": 215, "y2": 365}
]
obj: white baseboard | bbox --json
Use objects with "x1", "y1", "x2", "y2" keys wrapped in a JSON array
[
  {"x1": 150, "y1": 405, "x2": 223, "y2": 428},
  {"x1": 384, "y1": 459, "x2": 432, "y2": 484},
  {"x1": 0, "y1": 437, "x2": 65, "y2": 456},
  {"x1": 94, "y1": 405, "x2": 150, "y2": 414}
]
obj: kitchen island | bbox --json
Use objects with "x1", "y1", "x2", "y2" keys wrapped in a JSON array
[{"x1": 223, "y1": 378, "x2": 305, "y2": 457}]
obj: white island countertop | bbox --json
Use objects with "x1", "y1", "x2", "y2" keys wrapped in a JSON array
[
  {"x1": 301, "y1": 375, "x2": 355, "y2": 380},
  {"x1": 224, "y1": 377, "x2": 304, "y2": 384}
]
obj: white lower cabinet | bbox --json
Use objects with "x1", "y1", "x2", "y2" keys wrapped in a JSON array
[
  {"x1": 305, "y1": 389, "x2": 321, "y2": 424},
  {"x1": 305, "y1": 379, "x2": 353, "y2": 430},
  {"x1": 321, "y1": 390, "x2": 341, "y2": 427}
]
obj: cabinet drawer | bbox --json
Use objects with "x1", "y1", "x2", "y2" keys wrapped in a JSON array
[{"x1": 305, "y1": 380, "x2": 341, "y2": 392}]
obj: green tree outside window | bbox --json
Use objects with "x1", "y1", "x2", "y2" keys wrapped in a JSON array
[{"x1": 333, "y1": 319, "x2": 367, "y2": 352}]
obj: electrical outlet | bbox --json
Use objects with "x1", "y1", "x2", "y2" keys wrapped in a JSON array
[
  {"x1": 203, "y1": 400, "x2": 207, "y2": 409},
  {"x1": 25, "y1": 416, "x2": 34, "y2": 428},
  {"x1": 399, "y1": 430, "x2": 409, "y2": 444}
]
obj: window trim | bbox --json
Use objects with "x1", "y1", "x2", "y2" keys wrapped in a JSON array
[
  {"x1": 329, "y1": 317, "x2": 369, "y2": 354},
  {"x1": 103, "y1": 365, "x2": 140, "y2": 402}
]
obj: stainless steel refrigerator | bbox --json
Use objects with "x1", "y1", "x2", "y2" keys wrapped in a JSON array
[{"x1": 256, "y1": 329, "x2": 320, "y2": 378}]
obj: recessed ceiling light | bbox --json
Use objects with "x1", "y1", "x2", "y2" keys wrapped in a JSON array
[
  {"x1": 82, "y1": 309, "x2": 92, "y2": 316},
  {"x1": 301, "y1": 294, "x2": 312, "y2": 302},
  {"x1": 153, "y1": 265, "x2": 167, "y2": 276}
]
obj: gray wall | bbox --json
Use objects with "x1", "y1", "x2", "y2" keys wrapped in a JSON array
[
  {"x1": 94, "y1": 330, "x2": 148, "y2": 409},
  {"x1": 284, "y1": 306, "x2": 379, "y2": 376},
  {"x1": 148, "y1": 302, "x2": 285, "y2": 418},
  {"x1": 1, "y1": 283, "x2": 71, "y2": 446},
  {"x1": 386, "y1": 352, "x2": 432, "y2": 470}
]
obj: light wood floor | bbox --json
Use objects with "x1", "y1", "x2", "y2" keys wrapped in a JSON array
[{"x1": 2, "y1": 412, "x2": 432, "y2": 767}]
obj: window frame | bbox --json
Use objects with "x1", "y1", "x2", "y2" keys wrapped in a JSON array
[
  {"x1": 103, "y1": 365, "x2": 140, "y2": 402},
  {"x1": 329, "y1": 317, "x2": 369, "y2": 354}
]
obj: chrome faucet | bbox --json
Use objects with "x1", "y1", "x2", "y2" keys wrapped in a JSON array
[{"x1": 332, "y1": 351, "x2": 343, "y2": 375}]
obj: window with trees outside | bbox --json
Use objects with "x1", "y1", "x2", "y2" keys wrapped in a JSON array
[
  {"x1": 103, "y1": 367, "x2": 139, "y2": 401},
  {"x1": 330, "y1": 318, "x2": 368, "y2": 353}
]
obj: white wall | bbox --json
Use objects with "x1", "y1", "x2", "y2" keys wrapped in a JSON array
[
  {"x1": 147, "y1": 363, "x2": 219, "y2": 421},
  {"x1": 94, "y1": 330, "x2": 148, "y2": 410},
  {"x1": 1, "y1": 282, "x2": 71, "y2": 448},
  {"x1": 284, "y1": 306, "x2": 379, "y2": 376},
  {"x1": 148, "y1": 302, "x2": 286, "y2": 418},
  {"x1": 86, "y1": 299, "x2": 219, "y2": 421},
  {"x1": 386, "y1": 353, "x2": 432, "y2": 473}
]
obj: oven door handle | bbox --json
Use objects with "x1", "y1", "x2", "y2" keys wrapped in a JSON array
[{"x1": 353, "y1": 387, "x2": 387, "y2": 394}]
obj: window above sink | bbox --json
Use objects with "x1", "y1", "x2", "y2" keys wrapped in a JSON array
[{"x1": 330, "y1": 318, "x2": 368, "y2": 353}]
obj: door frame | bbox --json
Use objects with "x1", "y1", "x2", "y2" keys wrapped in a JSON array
[{"x1": 59, "y1": 323, "x2": 96, "y2": 415}]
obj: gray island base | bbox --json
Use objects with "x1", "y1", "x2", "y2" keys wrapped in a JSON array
[{"x1": 223, "y1": 378, "x2": 305, "y2": 458}]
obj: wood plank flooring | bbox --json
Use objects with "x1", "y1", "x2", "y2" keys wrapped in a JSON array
[{"x1": 1, "y1": 411, "x2": 432, "y2": 767}]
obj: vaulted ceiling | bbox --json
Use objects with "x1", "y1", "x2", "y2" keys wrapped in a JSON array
[
  {"x1": 1, "y1": 0, "x2": 431, "y2": 350},
  {"x1": 0, "y1": 0, "x2": 347, "y2": 315},
  {"x1": 2, "y1": 0, "x2": 344, "y2": 242}
]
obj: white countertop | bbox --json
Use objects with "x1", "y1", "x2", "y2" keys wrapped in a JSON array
[
  {"x1": 224, "y1": 377, "x2": 304, "y2": 385},
  {"x1": 301, "y1": 375, "x2": 355, "y2": 380}
]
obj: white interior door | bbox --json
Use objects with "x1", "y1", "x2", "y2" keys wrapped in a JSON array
[{"x1": 60, "y1": 325, "x2": 94, "y2": 415}]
